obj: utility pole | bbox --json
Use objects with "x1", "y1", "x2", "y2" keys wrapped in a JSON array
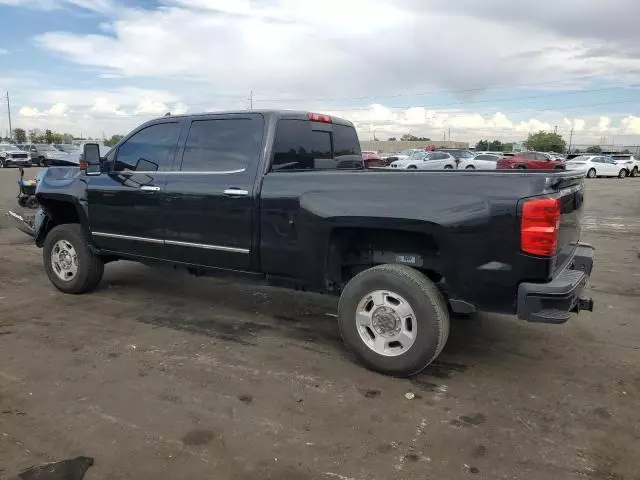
[
  {"x1": 248, "y1": 90, "x2": 253, "y2": 110},
  {"x1": 6, "y1": 92, "x2": 13, "y2": 141},
  {"x1": 568, "y1": 127, "x2": 574, "y2": 154},
  {"x1": 448, "y1": 128, "x2": 451, "y2": 142},
  {"x1": 554, "y1": 125, "x2": 557, "y2": 135}
]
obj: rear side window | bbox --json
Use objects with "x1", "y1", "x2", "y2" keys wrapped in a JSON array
[
  {"x1": 271, "y1": 120, "x2": 362, "y2": 171},
  {"x1": 181, "y1": 117, "x2": 263, "y2": 172},
  {"x1": 115, "y1": 122, "x2": 180, "y2": 172}
]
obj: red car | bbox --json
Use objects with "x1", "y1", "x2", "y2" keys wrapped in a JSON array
[
  {"x1": 361, "y1": 151, "x2": 386, "y2": 168},
  {"x1": 497, "y1": 152, "x2": 565, "y2": 170}
]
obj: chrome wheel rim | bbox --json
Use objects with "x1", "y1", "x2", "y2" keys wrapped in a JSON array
[
  {"x1": 356, "y1": 290, "x2": 417, "y2": 357},
  {"x1": 51, "y1": 240, "x2": 78, "y2": 282}
]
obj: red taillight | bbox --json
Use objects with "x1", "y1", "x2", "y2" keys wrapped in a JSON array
[
  {"x1": 521, "y1": 196, "x2": 561, "y2": 256},
  {"x1": 308, "y1": 112, "x2": 332, "y2": 123}
]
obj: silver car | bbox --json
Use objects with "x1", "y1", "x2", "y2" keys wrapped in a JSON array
[{"x1": 0, "y1": 144, "x2": 32, "y2": 168}]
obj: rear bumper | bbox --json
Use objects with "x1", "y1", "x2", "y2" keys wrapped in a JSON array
[{"x1": 517, "y1": 243, "x2": 595, "y2": 324}]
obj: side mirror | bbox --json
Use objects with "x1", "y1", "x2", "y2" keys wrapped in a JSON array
[{"x1": 81, "y1": 143, "x2": 101, "y2": 175}]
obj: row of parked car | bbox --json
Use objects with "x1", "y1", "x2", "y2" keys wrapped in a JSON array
[
  {"x1": 0, "y1": 143, "x2": 81, "y2": 168},
  {"x1": 362, "y1": 148, "x2": 640, "y2": 178}
]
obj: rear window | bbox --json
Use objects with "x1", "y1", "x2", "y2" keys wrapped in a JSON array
[{"x1": 271, "y1": 120, "x2": 362, "y2": 171}]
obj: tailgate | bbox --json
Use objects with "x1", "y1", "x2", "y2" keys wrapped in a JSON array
[{"x1": 554, "y1": 176, "x2": 585, "y2": 274}]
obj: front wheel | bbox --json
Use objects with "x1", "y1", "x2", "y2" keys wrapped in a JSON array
[
  {"x1": 516, "y1": 165, "x2": 527, "y2": 169},
  {"x1": 338, "y1": 264, "x2": 450, "y2": 377},
  {"x1": 407, "y1": 165, "x2": 417, "y2": 170},
  {"x1": 631, "y1": 167, "x2": 638, "y2": 177},
  {"x1": 0, "y1": 158, "x2": 5, "y2": 168},
  {"x1": 618, "y1": 169, "x2": 628, "y2": 179},
  {"x1": 43, "y1": 224, "x2": 104, "y2": 294},
  {"x1": 465, "y1": 165, "x2": 475, "y2": 170},
  {"x1": 587, "y1": 168, "x2": 596, "y2": 178}
]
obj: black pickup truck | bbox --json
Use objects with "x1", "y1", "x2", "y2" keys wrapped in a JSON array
[{"x1": 33, "y1": 110, "x2": 594, "y2": 376}]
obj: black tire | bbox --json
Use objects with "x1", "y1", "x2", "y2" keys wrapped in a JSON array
[
  {"x1": 631, "y1": 167, "x2": 638, "y2": 177},
  {"x1": 43, "y1": 224, "x2": 104, "y2": 294},
  {"x1": 465, "y1": 165, "x2": 475, "y2": 169},
  {"x1": 0, "y1": 158, "x2": 5, "y2": 168},
  {"x1": 18, "y1": 196, "x2": 28, "y2": 207},
  {"x1": 587, "y1": 168, "x2": 596, "y2": 178},
  {"x1": 407, "y1": 165, "x2": 417, "y2": 170},
  {"x1": 444, "y1": 165, "x2": 454, "y2": 169},
  {"x1": 338, "y1": 264, "x2": 450, "y2": 377},
  {"x1": 40, "y1": 157, "x2": 49, "y2": 167},
  {"x1": 618, "y1": 169, "x2": 627, "y2": 179},
  {"x1": 516, "y1": 165, "x2": 527, "y2": 169}
]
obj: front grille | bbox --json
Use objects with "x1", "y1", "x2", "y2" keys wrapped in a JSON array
[{"x1": 11, "y1": 153, "x2": 29, "y2": 159}]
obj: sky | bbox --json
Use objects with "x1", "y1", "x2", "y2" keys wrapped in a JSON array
[{"x1": 1, "y1": 0, "x2": 640, "y2": 146}]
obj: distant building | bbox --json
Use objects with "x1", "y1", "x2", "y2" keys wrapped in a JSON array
[{"x1": 361, "y1": 140, "x2": 469, "y2": 153}]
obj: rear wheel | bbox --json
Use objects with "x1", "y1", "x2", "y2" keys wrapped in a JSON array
[
  {"x1": 444, "y1": 165, "x2": 454, "y2": 169},
  {"x1": 407, "y1": 165, "x2": 417, "y2": 170},
  {"x1": 43, "y1": 224, "x2": 104, "y2": 294},
  {"x1": 618, "y1": 169, "x2": 628, "y2": 179},
  {"x1": 465, "y1": 165, "x2": 475, "y2": 169},
  {"x1": 631, "y1": 167, "x2": 638, "y2": 177},
  {"x1": 338, "y1": 264, "x2": 450, "y2": 377},
  {"x1": 516, "y1": 165, "x2": 527, "y2": 169},
  {"x1": 587, "y1": 168, "x2": 596, "y2": 178},
  {"x1": 0, "y1": 158, "x2": 5, "y2": 168}
]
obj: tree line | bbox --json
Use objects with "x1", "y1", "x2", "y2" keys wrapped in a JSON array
[{"x1": 3, "y1": 128, "x2": 123, "y2": 147}]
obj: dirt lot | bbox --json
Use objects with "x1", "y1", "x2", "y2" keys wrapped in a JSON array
[{"x1": 0, "y1": 167, "x2": 639, "y2": 480}]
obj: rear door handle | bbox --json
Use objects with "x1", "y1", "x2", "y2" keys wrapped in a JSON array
[
  {"x1": 140, "y1": 186, "x2": 161, "y2": 192},
  {"x1": 223, "y1": 188, "x2": 249, "y2": 196}
]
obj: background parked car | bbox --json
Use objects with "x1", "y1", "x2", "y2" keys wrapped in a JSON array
[
  {"x1": 361, "y1": 151, "x2": 385, "y2": 168},
  {"x1": 382, "y1": 148, "x2": 424, "y2": 164},
  {"x1": 565, "y1": 155, "x2": 630, "y2": 178},
  {"x1": 390, "y1": 151, "x2": 457, "y2": 169},
  {"x1": 438, "y1": 149, "x2": 475, "y2": 167},
  {"x1": 611, "y1": 154, "x2": 640, "y2": 177},
  {"x1": 0, "y1": 144, "x2": 32, "y2": 168},
  {"x1": 459, "y1": 153, "x2": 502, "y2": 170},
  {"x1": 497, "y1": 151, "x2": 565, "y2": 170},
  {"x1": 18, "y1": 143, "x2": 68, "y2": 166}
]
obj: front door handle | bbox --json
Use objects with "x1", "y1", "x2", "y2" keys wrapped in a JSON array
[
  {"x1": 223, "y1": 188, "x2": 249, "y2": 197},
  {"x1": 140, "y1": 186, "x2": 161, "y2": 192}
]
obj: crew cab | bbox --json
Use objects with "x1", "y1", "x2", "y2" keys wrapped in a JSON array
[
  {"x1": 497, "y1": 151, "x2": 566, "y2": 170},
  {"x1": 33, "y1": 110, "x2": 594, "y2": 377}
]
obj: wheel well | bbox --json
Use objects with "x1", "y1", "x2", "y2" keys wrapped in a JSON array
[
  {"x1": 326, "y1": 227, "x2": 443, "y2": 291},
  {"x1": 36, "y1": 199, "x2": 81, "y2": 246}
]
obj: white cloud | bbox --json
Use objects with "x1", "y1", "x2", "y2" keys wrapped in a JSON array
[
  {"x1": 0, "y1": 0, "x2": 113, "y2": 12},
  {"x1": 47, "y1": 102, "x2": 69, "y2": 116},
  {"x1": 621, "y1": 116, "x2": 640, "y2": 134},
  {"x1": 19, "y1": 106, "x2": 44, "y2": 117},
  {"x1": 34, "y1": 0, "x2": 640, "y2": 100},
  {"x1": 596, "y1": 116, "x2": 612, "y2": 132}
]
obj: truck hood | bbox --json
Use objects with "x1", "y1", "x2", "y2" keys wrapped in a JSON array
[{"x1": 36, "y1": 166, "x2": 82, "y2": 193}]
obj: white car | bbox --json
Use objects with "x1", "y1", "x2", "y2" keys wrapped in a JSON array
[
  {"x1": 459, "y1": 153, "x2": 502, "y2": 170},
  {"x1": 565, "y1": 155, "x2": 630, "y2": 178},
  {"x1": 383, "y1": 148, "x2": 424, "y2": 163},
  {"x1": 390, "y1": 151, "x2": 457, "y2": 170},
  {"x1": 611, "y1": 154, "x2": 640, "y2": 177}
]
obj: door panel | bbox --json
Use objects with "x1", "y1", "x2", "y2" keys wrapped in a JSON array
[
  {"x1": 163, "y1": 114, "x2": 265, "y2": 270},
  {"x1": 88, "y1": 120, "x2": 182, "y2": 258}
]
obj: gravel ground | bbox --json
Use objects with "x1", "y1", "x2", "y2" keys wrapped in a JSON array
[{"x1": 0, "y1": 167, "x2": 639, "y2": 480}]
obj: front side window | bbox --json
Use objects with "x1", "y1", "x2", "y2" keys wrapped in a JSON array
[
  {"x1": 114, "y1": 122, "x2": 180, "y2": 172},
  {"x1": 271, "y1": 120, "x2": 362, "y2": 171},
  {"x1": 181, "y1": 118, "x2": 263, "y2": 172}
]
